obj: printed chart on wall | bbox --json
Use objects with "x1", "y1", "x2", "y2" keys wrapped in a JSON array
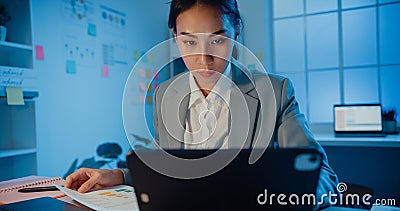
[{"x1": 60, "y1": 0, "x2": 131, "y2": 77}]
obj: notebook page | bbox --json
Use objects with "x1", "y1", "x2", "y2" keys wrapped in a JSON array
[{"x1": 0, "y1": 176, "x2": 66, "y2": 204}]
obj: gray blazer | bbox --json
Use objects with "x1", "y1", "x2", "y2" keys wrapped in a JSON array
[{"x1": 152, "y1": 60, "x2": 339, "y2": 209}]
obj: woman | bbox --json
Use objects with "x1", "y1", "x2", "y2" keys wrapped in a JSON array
[{"x1": 66, "y1": 0, "x2": 339, "y2": 209}]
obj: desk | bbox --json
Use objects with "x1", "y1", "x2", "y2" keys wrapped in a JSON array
[
  {"x1": 314, "y1": 132, "x2": 400, "y2": 147},
  {"x1": 309, "y1": 123, "x2": 400, "y2": 147}
]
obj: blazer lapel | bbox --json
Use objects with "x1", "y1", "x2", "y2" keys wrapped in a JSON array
[
  {"x1": 161, "y1": 73, "x2": 190, "y2": 149},
  {"x1": 229, "y1": 65, "x2": 260, "y2": 149}
]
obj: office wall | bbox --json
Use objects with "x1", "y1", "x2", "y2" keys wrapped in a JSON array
[
  {"x1": 272, "y1": 0, "x2": 400, "y2": 123},
  {"x1": 31, "y1": 0, "x2": 170, "y2": 177}
]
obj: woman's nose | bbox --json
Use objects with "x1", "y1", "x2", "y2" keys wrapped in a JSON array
[{"x1": 198, "y1": 53, "x2": 213, "y2": 66}]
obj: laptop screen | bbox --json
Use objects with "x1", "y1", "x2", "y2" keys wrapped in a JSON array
[{"x1": 334, "y1": 104, "x2": 383, "y2": 132}]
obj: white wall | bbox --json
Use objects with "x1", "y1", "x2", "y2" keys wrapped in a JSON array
[
  {"x1": 237, "y1": 0, "x2": 273, "y2": 72},
  {"x1": 31, "y1": 0, "x2": 170, "y2": 177}
]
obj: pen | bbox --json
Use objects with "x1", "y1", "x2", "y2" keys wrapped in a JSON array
[{"x1": 18, "y1": 186, "x2": 60, "y2": 193}]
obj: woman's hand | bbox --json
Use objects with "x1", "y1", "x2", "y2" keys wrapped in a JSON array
[{"x1": 64, "y1": 168, "x2": 124, "y2": 193}]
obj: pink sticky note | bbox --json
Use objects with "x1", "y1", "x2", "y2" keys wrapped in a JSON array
[
  {"x1": 102, "y1": 65, "x2": 109, "y2": 77},
  {"x1": 139, "y1": 69, "x2": 145, "y2": 78},
  {"x1": 35, "y1": 45, "x2": 44, "y2": 60},
  {"x1": 139, "y1": 82, "x2": 146, "y2": 91}
]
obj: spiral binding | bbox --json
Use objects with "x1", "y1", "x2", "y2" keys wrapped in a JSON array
[{"x1": 0, "y1": 177, "x2": 63, "y2": 193}]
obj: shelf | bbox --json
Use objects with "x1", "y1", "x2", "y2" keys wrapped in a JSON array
[
  {"x1": 0, "y1": 90, "x2": 38, "y2": 101},
  {"x1": 0, "y1": 148, "x2": 37, "y2": 158},
  {"x1": 0, "y1": 41, "x2": 32, "y2": 51}
]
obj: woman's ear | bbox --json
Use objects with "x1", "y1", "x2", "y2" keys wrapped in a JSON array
[
  {"x1": 172, "y1": 29, "x2": 177, "y2": 39},
  {"x1": 235, "y1": 29, "x2": 241, "y2": 40}
]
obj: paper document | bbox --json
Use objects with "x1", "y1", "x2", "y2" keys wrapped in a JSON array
[{"x1": 56, "y1": 185, "x2": 139, "y2": 211}]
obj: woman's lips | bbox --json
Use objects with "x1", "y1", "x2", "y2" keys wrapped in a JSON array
[{"x1": 198, "y1": 70, "x2": 215, "y2": 78}]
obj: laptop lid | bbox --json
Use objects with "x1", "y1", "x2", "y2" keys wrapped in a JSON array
[
  {"x1": 127, "y1": 148, "x2": 322, "y2": 211},
  {"x1": 334, "y1": 104, "x2": 385, "y2": 136}
]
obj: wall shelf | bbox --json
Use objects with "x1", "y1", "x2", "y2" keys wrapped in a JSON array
[
  {"x1": 0, "y1": 41, "x2": 33, "y2": 51},
  {"x1": 0, "y1": 148, "x2": 37, "y2": 158}
]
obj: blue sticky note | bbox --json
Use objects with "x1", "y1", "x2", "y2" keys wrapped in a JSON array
[
  {"x1": 88, "y1": 23, "x2": 97, "y2": 37},
  {"x1": 66, "y1": 60, "x2": 77, "y2": 74}
]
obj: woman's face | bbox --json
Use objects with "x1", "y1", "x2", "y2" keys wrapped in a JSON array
[{"x1": 174, "y1": 4, "x2": 238, "y2": 89}]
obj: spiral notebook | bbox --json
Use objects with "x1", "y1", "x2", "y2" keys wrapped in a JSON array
[{"x1": 0, "y1": 175, "x2": 66, "y2": 204}]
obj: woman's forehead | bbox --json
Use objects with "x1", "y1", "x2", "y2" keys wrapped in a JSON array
[{"x1": 175, "y1": 4, "x2": 233, "y2": 34}]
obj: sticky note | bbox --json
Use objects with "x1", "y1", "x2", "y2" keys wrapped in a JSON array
[
  {"x1": 139, "y1": 82, "x2": 146, "y2": 91},
  {"x1": 145, "y1": 70, "x2": 152, "y2": 78},
  {"x1": 88, "y1": 23, "x2": 97, "y2": 37},
  {"x1": 153, "y1": 83, "x2": 159, "y2": 90},
  {"x1": 134, "y1": 50, "x2": 140, "y2": 60},
  {"x1": 146, "y1": 95, "x2": 152, "y2": 104},
  {"x1": 35, "y1": 45, "x2": 44, "y2": 60},
  {"x1": 148, "y1": 54, "x2": 154, "y2": 63},
  {"x1": 101, "y1": 65, "x2": 109, "y2": 77},
  {"x1": 66, "y1": 60, "x2": 77, "y2": 74},
  {"x1": 6, "y1": 87, "x2": 24, "y2": 105},
  {"x1": 139, "y1": 69, "x2": 145, "y2": 78}
]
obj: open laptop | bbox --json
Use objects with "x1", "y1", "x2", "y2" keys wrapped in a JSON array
[
  {"x1": 127, "y1": 148, "x2": 322, "y2": 211},
  {"x1": 334, "y1": 104, "x2": 386, "y2": 137}
]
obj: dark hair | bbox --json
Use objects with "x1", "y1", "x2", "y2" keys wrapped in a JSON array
[{"x1": 168, "y1": 0, "x2": 243, "y2": 33}]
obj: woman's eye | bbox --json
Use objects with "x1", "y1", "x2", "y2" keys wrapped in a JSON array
[
  {"x1": 183, "y1": 40, "x2": 196, "y2": 46},
  {"x1": 211, "y1": 38, "x2": 225, "y2": 45}
]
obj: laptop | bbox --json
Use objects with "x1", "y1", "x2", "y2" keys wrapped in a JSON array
[
  {"x1": 334, "y1": 104, "x2": 386, "y2": 137},
  {"x1": 127, "y1": 148, "x2": 322, "y2": 211}
]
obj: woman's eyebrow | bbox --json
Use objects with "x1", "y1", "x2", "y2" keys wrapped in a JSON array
[{"x1": 180, "y1": 29, "x2": 227, "y2": 38}]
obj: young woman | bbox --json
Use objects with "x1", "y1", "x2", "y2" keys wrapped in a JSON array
[{"x1": 66, "y1": 0, "x2": 339, "y2": 209}]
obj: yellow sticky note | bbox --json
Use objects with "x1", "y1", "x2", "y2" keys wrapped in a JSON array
[{"x1": 6, "y1": 87, "x2": 24, "y2": 105}]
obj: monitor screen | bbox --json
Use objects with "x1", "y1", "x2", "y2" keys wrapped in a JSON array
[{"x1": 334, "y1": 105, "x2": 383, "y2": 132}]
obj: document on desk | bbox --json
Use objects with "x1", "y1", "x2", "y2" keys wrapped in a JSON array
[{"x1": 56, "y1": 185, "x2": 139, "y2": 211}]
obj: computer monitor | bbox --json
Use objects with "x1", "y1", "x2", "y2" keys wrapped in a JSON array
[{"x1": 334, "y1": 104, "x2": 385, "y2": 137}]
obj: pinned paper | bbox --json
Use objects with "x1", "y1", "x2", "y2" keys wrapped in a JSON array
[
  {"x1": 146, "y1": 95, "x2": 152, "y2": 104},
  {"x1": 35, "y1": 45, "x2": 44, "y2": 60},
  {"x1": 139, "y1": 82, "x2": 146, "y2": 92},
  {"x1": 138, "y1": 69, "x2": 145, "y2": 78},
  {"x1": 148, "y1": 54, "x2": 154, "y2": 63},
  {"x1": 66, "y1": 60, "x2": 77, "y2": 74},
  {"x1": 145, "y1": 70, "x2": 152, "y2": 78},
  {"x1": 101, "y1": 65, "x2": 109, "y2": 77},
  {"x1": 88, "y1": 23, "x2": 97, "y2": 37},
  {"x1": 133, "y1": 50, "x2": 141, "y2": 60},
  {"x1": 6, "y1": 87, "x2": 24, "y2": 105}
]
